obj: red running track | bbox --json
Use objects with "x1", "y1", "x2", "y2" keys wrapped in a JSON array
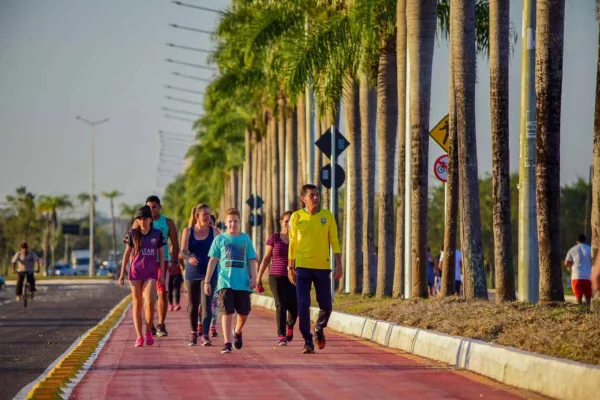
[{"x1": 71, "y1": 296, "x2": 542, "y2": 400}]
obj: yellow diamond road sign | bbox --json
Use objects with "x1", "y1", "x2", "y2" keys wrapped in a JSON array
[{"x1": 430, "y1": 114, "x2": 449, "y2": 153}]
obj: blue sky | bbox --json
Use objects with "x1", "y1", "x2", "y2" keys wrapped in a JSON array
[{"x1": 0, "y1": 0, "x2": 597, "y2": 217}]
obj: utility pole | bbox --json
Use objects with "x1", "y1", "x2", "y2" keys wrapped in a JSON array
[
  {"x1": 76, "y1": 116, "x2": 109, "y2": 277},
  {"x1": 517, "y1": 0, "x2": 538, "y2": 302}
]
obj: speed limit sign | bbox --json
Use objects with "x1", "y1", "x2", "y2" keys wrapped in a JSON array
[{"x1": 434, "y1": 155, "x2": 448, "y2": 183}]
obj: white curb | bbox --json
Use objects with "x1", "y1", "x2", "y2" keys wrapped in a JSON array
[{"x1": 251, "y1": 293, "x2": 600, "y2": 400}]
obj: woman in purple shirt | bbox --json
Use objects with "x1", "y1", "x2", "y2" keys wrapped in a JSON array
[
  {"x1": 119, "y1": 206, "x2": 167, "y2": 347},
  {"x1": 257, "y1": 211, "x2": 297, "y2": 346}
]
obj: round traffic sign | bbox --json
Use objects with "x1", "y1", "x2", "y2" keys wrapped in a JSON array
[{"x1": 434, "y1": 155, "x2": 449, "y2": 182}]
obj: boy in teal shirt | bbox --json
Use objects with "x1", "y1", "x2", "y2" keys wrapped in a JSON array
[{"x1": 205, "y1": 208, "x2": 258, "y2": 353}]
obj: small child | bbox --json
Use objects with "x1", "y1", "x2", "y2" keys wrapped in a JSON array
[
  {"x1": 205, "y1": 208, "x2": 258, "y2": 353},
  {"x1": 119, "y1": 205, "x2": 167, "y2": 347}
]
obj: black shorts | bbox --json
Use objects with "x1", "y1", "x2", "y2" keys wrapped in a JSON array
[{"x1": 218, "y1": 288, "x2": 251, "y2": 316}]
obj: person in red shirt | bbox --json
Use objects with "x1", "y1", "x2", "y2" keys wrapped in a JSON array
[{"x1": 257, "y1": 211, "x2": 297, "y2": 346}]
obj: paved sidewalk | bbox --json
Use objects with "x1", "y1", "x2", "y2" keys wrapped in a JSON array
[{"x1": 71, "y1": 295, "x2": 542, "y2": 400}]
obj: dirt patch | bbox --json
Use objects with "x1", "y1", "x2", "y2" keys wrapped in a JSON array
[{"x1": 332, "y1": 294, "x2": 600, "y2": 366}]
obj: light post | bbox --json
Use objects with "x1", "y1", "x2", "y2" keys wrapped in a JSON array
[{"x1": 76, "y1": 116, "x2": 109, "y2": 277}]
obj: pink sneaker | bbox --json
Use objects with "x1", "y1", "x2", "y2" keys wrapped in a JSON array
[
  {"x1": 145, "y1": 331, "x2": 154, "y2": 346},
  {"x1": 168, "y1": 305, "x2": 174, "y2": 311},
  {"x1": 135, "y1": 336, "x2": 144, "y2": 347}
]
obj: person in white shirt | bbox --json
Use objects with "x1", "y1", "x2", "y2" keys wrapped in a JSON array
[
  {"x1": 565, "y1": 234, "x2": 592, "y2": 304},
  {"x1": 439, "y1": 246, "x2": 463, "y2": 296}
]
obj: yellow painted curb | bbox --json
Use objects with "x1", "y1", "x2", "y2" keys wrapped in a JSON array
[{"x1": 25, "y1": 294, "x2": 132, "y2": 400}]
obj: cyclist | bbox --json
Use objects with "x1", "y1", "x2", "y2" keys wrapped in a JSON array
[{"x1": 12, "y1": 242, "x2": 40, "y2": 301}]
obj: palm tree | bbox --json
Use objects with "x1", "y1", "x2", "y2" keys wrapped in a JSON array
[
  {"x1": 101, "y1": 190, "x2": 122, "y2": 264},
  {"x1": 286, "y1": 105, "x2": 299, "y2": 210},
  {"x1": 120, "y1": 203, "x2": 143, "y2": 227},
  {"x1": 536, "y1": 0, "x2": 566, "y2": 303},
  {"x1": 406, "y1": 0, "x2": 438, "y2": 298},
  {"x1": 376, "y1": 31, "x2": 398, "y2": 298},
  {"x1": 393, "y1": 0, "x2": 407, "y2": 299},
  {"x1": 243, "y1": 127, "x2": 253, "y2": 234},
  {"x1": 592, "y1": 0, "x2": 600, "y2": 261},
  {"x1": 452, "y1": 0, "x2": 488, "y2": 299},
  {"x1": 37, "y1": 195, "x2": 73, "y2": 273},
  {"x1": 489, "y1": 0, "x2": 515, "y2": 301},
  {"x1": 278, "y1": 94, "x2": 287, "y2": 213},
  {"x1": 36, "y1": 198, "x2": 52, "y2": 274},
  {"x1": 361, "y1": 80, "x2": 377, "y2": 296}
]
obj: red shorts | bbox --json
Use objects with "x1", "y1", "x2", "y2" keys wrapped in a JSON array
[
  {"x1": 572, "y1": 279, "x2": 592, "y2": 299},
  {"x1": 157, "y1": 261, "x2": 169, "y2": 292}
]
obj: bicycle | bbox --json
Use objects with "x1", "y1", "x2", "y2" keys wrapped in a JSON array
[{"x1": 18, "y1": 271, "x2": 34, "y2": 308}]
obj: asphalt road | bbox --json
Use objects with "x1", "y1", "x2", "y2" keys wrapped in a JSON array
[{"x1": 0, "y1": 280, "x2": 128, "y2": 400}]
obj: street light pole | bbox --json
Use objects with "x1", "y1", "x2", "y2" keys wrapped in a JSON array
[
  {"x1": 76, "y1": 116, "x2": 109, "y2": 277},
  {"x1": 517, "y1": 0, "x2": 538, "y2": 303}
]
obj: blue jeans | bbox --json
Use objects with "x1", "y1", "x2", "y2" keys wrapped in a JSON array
[{"x1": 296, "y1": 268, "x2": 332, "y2": 343}]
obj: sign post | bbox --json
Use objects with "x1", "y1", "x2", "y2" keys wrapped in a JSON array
[{"x1": 315, "y1": 126, "x2": 350, "y2": 300}]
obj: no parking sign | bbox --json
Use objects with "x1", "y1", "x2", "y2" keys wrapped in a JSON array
[{"x1": 434, "y1": 155, "x2": 448, "y2": 183}]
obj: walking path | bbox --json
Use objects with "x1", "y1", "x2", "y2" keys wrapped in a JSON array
[{"x1": 71, "y1": 295, "x2": 543, "y2": 400}]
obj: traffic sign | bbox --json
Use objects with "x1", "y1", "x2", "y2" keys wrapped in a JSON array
[
  {"x1": 320, "y1": 164, "x2": 346, "y2": 189},
  {"x1": 315, "y1": 127, "x2": 350, "y2": 159},
  {"x1": 430, "y1": 114, "x2": 449, "y2": 153},
  {"x1": 434, "y1": 154, "x2": 449, "y2": 183},
  {"x1": 61, "y1": 223, "x2": 80, "y2": 235},
  {"x1": 245, "y1": 194, "x2": 264, "y2": 209},
  {"x1": 249, "y1": 213, "x2": 263, "y2": 227}
]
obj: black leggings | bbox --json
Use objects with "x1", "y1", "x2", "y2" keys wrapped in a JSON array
[
  {"x1": 186, "y1": 279, "x2": 216, "y2": 333},
  {"x1": 269, "y1": 274, "x2": 298, "y2": 336},
  {"x1": 168, "y1": 275, "x2": 183, "y2": 305}
]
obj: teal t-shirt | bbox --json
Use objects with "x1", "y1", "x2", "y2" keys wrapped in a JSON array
[{"x1": 208, "y1": 232, "x2": 256, "y2": 292}]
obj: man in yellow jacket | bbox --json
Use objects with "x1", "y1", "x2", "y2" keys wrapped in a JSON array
[{"x1": 288, "y1": 184, "x2": 343, "y2": 354}]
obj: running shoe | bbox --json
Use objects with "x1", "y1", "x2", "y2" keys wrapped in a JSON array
[
  {"x1": 221, "y1": 342, "x2": 232, "y2": 354},
  {"x1": 156, "y1": 323, "x2": 168, "y2": 337},
  {"x1": 168, "y1": 304, "x2": 174, "y2": 311},
  {"x1": 189, "y1": 332, "x2": 198, "y2": 346},
  {"x1": 286, "y1": 325, "x2": 294, "y2": 342},
  {"x1": 315, "y1": 328, "x2": 326, "y2": 350},
  {"x1": 200, "y1": 335, "x2": 212, "y2": 346},
  {"x1": 151, "y1": 325, "x2": 157, "y2": 336},
  {"x1": 277, "y1": 336, "x2": 287, "y2": 346},
  {"x1": 232, "y1": 330, "x2": 243, "y2": 350},
  {"x1": 210, "y1": 326, "x2": 218, "y2": 337},
  {"x1": 135, "y1": 337, "x2": 144, "y2": 347},
  {"x1": 174, "y1": 304, "x2": 181, "y2": 311},
  {"x1": 145, "y1": 331, "x2": 155, "y2": 346},
  {"x1": 302, "y1": 342, "x2": 315, "y2": 354}
]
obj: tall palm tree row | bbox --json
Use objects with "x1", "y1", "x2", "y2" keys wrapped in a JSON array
[{"x1": 161, "y1": 0, "x2": 525, "y2": 304}]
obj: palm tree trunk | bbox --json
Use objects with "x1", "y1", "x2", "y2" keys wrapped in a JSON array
[
  {"x1": 51, "y1": 210, "x2": 57, "y2": 269},
  {"x1": 536, "y1": 0, "x2": 566, "y2": 303},
  {"x1": 244, "y1": 127, "x2": 253, "y2": 234},
  {"x1": 286, "y1": 106, "x2": 299, "y2": 211},
  {"x1": 361, "y1": 77, "x2": 377, "y2": 296},
  {"x1": 393, "y1": 0, "x2": 407, "y2": 299},
  {"x1": 441, "y1": 5, "x2": 458, "y2": 297},
  {"x1": 297, "y1": 95, "x2": 307, "y2": 186},
  {"x1": 251, "y1": 135, "x2": 259, "y2": 254},
  {"x1": 592, "y1": 3, "x2": 600, "y2": 261},
  {"x1": 376, "y1": 34, "x2": 398, "y2": 298},
  {"x1": 453, "y1": 0, "x2": 488, "y2": 299},
  {"x1": 260, "y1": 136, "x2": 267, "y2": 251},
  {"x1": 490, "y1": 0, "x2": 516, "y2": 301},
  {"x1": 407, "y1": 0, "x2": 437, "y2": 299},
  {"x1": 343, "y1": 79, "x2": 363, "y2": 293},
  {"x1": 270, "y1": 114, "x2": 279, "y2": 235},
  {"x1": 278, "y1": 94, "x2": 287, "y2": 215},
  {"x1": 265, "y1": 117, "x2": 273, "y2": 239}
]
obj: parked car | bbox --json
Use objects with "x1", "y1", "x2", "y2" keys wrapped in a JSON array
[{"x1": 53, "y1": 263, "x2": 74, "y2": 276}]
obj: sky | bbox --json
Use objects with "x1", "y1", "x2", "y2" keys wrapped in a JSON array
[{"x1": 0, "y1": 0, "x2": 597, "y2": 217}]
